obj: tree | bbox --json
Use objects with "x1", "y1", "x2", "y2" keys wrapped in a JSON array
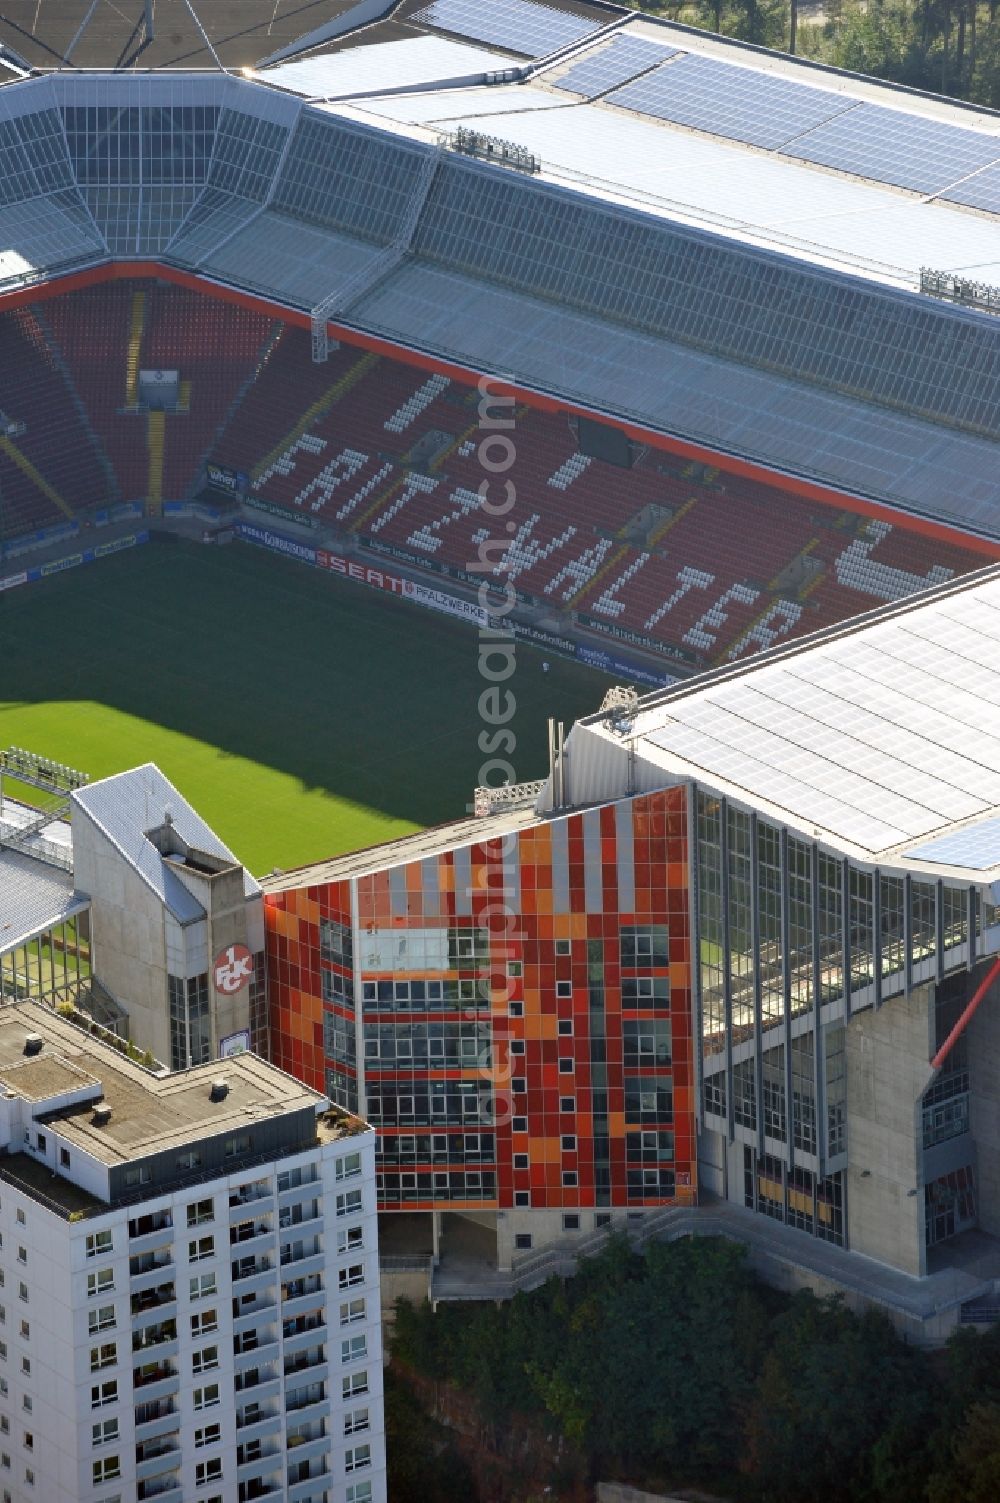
[
  {"x1": 741, "y1": 1293, "x2": 935, "y2": 1502},
  {"x1": 927, "y1": 1401, "x2": 1000, "y2": 1503}
]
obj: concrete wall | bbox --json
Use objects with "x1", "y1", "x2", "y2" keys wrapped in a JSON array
[
  {"x1": 72, "y1": 816, "x2": 172, "y2": 1063},
  {"x1": 965, "y1": 972, "x2": 1000, "y2": 1237},
  {"x1": 698, "y1": 1122, "x2": 727, "y2": 1197},
  {"x1": 846, "y1": 983, "x2": 935, "y2": 1275},
  {"x1": 496, "y1": 1207, "x2": 636, "y2": 1270}
]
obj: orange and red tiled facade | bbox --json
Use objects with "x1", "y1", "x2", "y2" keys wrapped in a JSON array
[{"x1": 264, "y1": 787, "x2": 696, "y2": 1215}]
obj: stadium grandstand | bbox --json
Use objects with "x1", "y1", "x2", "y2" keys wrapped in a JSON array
[{"x1": 0, "y1": 0, "x2": 998, "y2": 681}]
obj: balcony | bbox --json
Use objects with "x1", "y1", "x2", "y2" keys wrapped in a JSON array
[
  {"x1": 237, "y1": 1444, "x2": 284, "y2": 1482},
  {"x1": 235, "y1": 1336, "x2": 279, "y2": 1370},
  {"x1": 234, "y1": 1325, "x2": 277, "y2": 1358},
  {"x1": 285, "y1": 1381, "x2": 326, "y2": 1418},
  {"x1": 136, "y1": 1441, "x2": 181, "y2": 1483},
  {"x1": 230, "y1": 1179, "x2": 274, "y2": 1212},
  {"x1": 232, "y1": 1269, "x2": 277, "y2": 1300},
  {"x1": 129, "y1": 1210, "x2": 173, "y2": 1247},
  {"x1": 233, "y1": 1293, "x2": 277, "y2": 1331},
  {"x1": 130, "y1": 1246, "x2": 174, "y2": 1273},
  {"x1": 282, "y1": 1315, "x2": 327, "y2": 1352},
  {"x1": 133, "y1": 1364, "x2": 180, "y2": 1404},
  {"x1": 238, "y1": 1477, "x2": 284, "y2": 1503},
  {"x1": 278, "y1": 1200, "x2": 321, "y2": 1233},
  {"x1": 288, "y1": 1463, "x2": 333, "y2": 1501},
  {"x1": 134, "y1": 1405, "x2": 179, "y2": 1443},
  {"x1": 230, "y1": 1224, "x2": 274, "y2": 1259},
  {"x1": 235, "y1": 1366, "x2": 281, "y2": 1403},
  {"x1": 285, "y1": 1432, "x2": 330, "y2": 1467},
  {"x1": 235, "y1": 1408, "x2": 283, "y2": 1445},
  {"x1": 232, "y1": 1258, "x2": 275, "y2": 1294},
  {"x1": 238, "y1": 1438, "x2": 284, "y2": 1469},
  {"x1": 279, "y1": 1244, "x2": 325, "y2": 1282},
  {"x1": 132, "y1": 1325, "x2": 179, "y2": 1359},
  {"x1": 137, "y1": 1476, "x2": 183, "y2": 1503},
  {"x1": 131, "y1": 1282, "x2": 176, "y2": 1317},
  {"x1": 284, "y1": 1346, "x2": 325, "y2": 1379},
  {"x1": 276, "y1": 1167, "x2": 319, "y2": 1198},
  {"x1": 281, "y1": 1289, "x2": 325, "y2": 1324}
]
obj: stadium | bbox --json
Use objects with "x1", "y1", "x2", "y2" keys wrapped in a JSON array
[{"x1": 2, "y1": 0, "x2": 1000, "y2": 1355}]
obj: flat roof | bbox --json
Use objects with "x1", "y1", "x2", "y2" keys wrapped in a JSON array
[
  {"x1": 0, "y1": 1001, "x2": 339, "y2": 1165},
  {"x1": 261, "y1": 804, "x2": 543, "y2": 893},
  {"x1": 597, "y1": 564, "x2": 1000, "y2": 872}
]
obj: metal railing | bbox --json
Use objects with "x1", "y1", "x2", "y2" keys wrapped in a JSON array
[
  {"x1": 473, "y1": 779, "x2": 546, "y2": 816},
  {"x1": 921, "y1": 267, "x2": 1000, "y2": 316}
]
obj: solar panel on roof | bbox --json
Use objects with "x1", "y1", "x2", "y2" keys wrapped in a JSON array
[
  {"x1": 607, "y1": 53, "x2": 854, "y2": 152},
  {"x1": 905, "y1": 816, "x2": 1000, "y2": 869},
  {"x1": 411, "y1": 0, "x2": 600, "y2": 58},
  {"x1": 941, "y1": 160, "x2": 1000, "y2": 214},
  {"x1": 785, "y1": 102, "x2": 1000, "y2": 193},
  {"x1": 553, "y1": 36, "x2": 679, "y2": 100}
]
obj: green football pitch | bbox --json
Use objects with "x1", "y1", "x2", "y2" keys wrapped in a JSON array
[{"x1": 0, "y1": 540, "x2": 617, "y2": 875}]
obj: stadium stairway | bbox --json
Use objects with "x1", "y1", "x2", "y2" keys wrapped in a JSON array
[
  {"x1": 188, "y1": 321, "x2": 285, "y2": 501},
  {"x1": 31, "y1": 307, "x2": 121, "y2": 506},
  {"x1": 147, "y1": 411, "x2": 165, "y2": 517},
  {"x1": 41, "y1": 284, "x2": 148, "y2": 501},
  {"x1": 564, "y1": 541, "x2": 631, "y2": 609},
  {"x1": 125, "y1": 291, "x2": 146, "y2": 410},
  {"x1": 249, "y1": 349, "x2": 380, "y2": 488},
  {"x1": 0, "y1": 434, "x2": 73, "y2": 520}
]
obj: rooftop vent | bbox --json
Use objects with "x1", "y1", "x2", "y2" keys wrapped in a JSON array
[
  {"x1": 210, "y1": 1077, "x2": 229, "y2": 1103},
  {"x1": 23, "y1": 1034, "x2": 43, "y2": 1057},
  {"x1": 91, "y1": 1103, "x2": 112, "y2": 1127}
]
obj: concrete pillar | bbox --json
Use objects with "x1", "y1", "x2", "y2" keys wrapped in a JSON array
[{"x1": 845, "y1": 983, "x2": 934, "y2": 1275}]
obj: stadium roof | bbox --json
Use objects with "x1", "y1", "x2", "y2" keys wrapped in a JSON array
[
  {"x1": 0, "y1": 848, "x2": 84, "y2": 957},
  {"x1": 576, "y1": 564, "x2": 1000, "y2": 880},
  {"x1": 0, "y1": 2, "x2": 999, "y2": 538},
  {"x1": 72, "y1": 764, "x2": 260, "y2": 923},
  {"x1": 0, "y1": 0, "x2": 368, "y2": 75}
]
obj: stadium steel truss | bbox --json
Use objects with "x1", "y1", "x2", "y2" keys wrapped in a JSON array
[{"x1": 1, "y1": 7, "x2": 1000, "y2": 540}]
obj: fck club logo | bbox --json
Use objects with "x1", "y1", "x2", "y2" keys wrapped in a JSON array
[{"x1": 214, "y1": 943, "x2": 254, "y2": 995}]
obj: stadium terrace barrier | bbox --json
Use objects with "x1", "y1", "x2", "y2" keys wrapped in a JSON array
[
  {"x1": 3, "y1": 519, "x2": 80, "y2": 559},
  {"x1": 87, "y1": 505, "x2": 144, "y2": 529},
  {"x1": 0, "y1": 531, "x2": 149, "y2": 596},
  {"x1": 234, "y1": 521, "x2": 673, "y2": 687},
  {"x1": 244, "y1": 495, "x2": 318, "y2": 531},
  {"x1": 163, "y1": 502, "x2": 227, "y2": 522}
]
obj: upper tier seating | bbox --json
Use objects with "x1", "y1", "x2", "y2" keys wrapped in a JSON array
[
  {"x1": 0, "y1": 306, "x2": 112, "y2": 537},
  {"x1": 0, "y1": 276, "x2": 988, "y2": 671},
  {"x1": 205, "y1": 326, "x2": 989, "y2": 666}
]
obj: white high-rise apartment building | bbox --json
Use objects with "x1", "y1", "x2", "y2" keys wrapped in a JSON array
[{"x1": 0, "y1": 1000, "x2": 386, "y2": 1503}]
